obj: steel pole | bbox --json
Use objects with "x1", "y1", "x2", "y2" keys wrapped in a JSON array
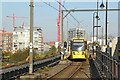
[
  {"x1": 93, "y1": 12, "x2": 96, "y2": 43},
  {"x1": 118, "y1": 1, "x2": 120, "y2": 61},
  {"x1": 105, "y1": 0, "x2": 108, "y2": 46},
  {"x1": 93, "y1": 12, "x2": 97, "y2": 55},
  {"x1": 62, "y1": 9, "x2": 120, "y2": 12},
  {"x1": 93, "y1": 13, "x2": 95, "y2": 55},
  {"x1": 118, "y1": 3, "x2": 120, "y2": 73},
  {"x1": 29, "y1": 0, "x2": 34, "y2": 74},
  {"x1": 96, "y1": 0, "x2": 99, "y2": 42},
  {"x1": 67, "y1": 21, "x2": 68, "y2": 42},
  {"x1": 61, "y1": 10, "x2": 64, "y2": 42}
]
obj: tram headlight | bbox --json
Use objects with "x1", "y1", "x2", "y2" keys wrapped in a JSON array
[{"x1": 73, "y1": 52, "x2": 75, "y2": 55}]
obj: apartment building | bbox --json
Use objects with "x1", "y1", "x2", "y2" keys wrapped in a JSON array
[
  {"x1": 0, "y1": 31, "x2": 13, "y2": 52},
  {"x1": 33, "y1": 27, "x2": 43, "y2": 52},
  {"x1": 13, "y1": 27, "x2": 43, "y2": 52},
  {"x1": 13, "y1": 27, "x2": 29, "y2": 51}
]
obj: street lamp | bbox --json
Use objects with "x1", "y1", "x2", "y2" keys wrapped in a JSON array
[
  {"x1": 93, "y1": 12, "x2": 97, "y2": 43},
  {"x1": 96, "y1": 0, "x2": 99, "y2": 42},
  {"x1": 96, "y1": 0, "x2": 105, "y2": 42},
  {"x1": 93, "y1": 0, "x2": 104, "y2": 43},
  {"x1": 97, "y1": 0, "x2": 108, "y2": 54},
  {"x1": 93, "y1": 12, "x2": 100, "y2": 55},
  {"x1": 100, "y1": 0, "x2": 105, "y2": 9},
  {"x1": 93, "y1": 12, "x2": 100, "y2": 43},
  {"x1": 99, "y1": 0, "x2": 107, "y2": 46}
]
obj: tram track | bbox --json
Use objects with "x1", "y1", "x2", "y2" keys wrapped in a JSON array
[
  {"x1": 47, "y1": 61, "x2": 74, "y2": 79},
  {"x1": 47, "y1": 61, "x2": 83, "y2": 80},
  {"x1": 68, "y1": 63, "x2": 82, "y2": 79},
  {"x1": 68, "y1": 61, "x2": 90, "y2": 80}
]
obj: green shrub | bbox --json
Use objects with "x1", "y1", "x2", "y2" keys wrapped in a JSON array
[
  {"x1": 2, "y1": 51, "x2": 12, "y2": 61},
  {"x1": 34, "y1": 53, "x2": 45, "y2": 60},
  {"x1": 10, "y1": 48, "x2": 29, "y2": 62}
]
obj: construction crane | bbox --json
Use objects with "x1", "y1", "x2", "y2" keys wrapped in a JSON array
[
  {"x1": 57, "y1": 0, "x2": 61, "y2": 42},
  {"x1": 22, "y1": 21, "x2": 24, "y2": 28},
  {"x1": 0, "y1": 28, "x2": 5, "y2": 32},
  {"x1": 6, "y1": 13, "x2": 28, "y2": 31}
]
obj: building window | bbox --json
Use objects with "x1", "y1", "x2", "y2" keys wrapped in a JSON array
[
  {"x1": 34, "y1": 41, "x2": 38, "y2": 45},
  {"x1": 19, "y1": 42, "x2": 22, "y2": 44},
  {"x1": 34, "y1": 32, "x2": 38, "y2": 34},
  {"x1": 14, "y1": 44, "x2": 17, "y2": 47},
  {"x1": 14, "y1": 35, "x2": 18, "y2": 39},
  {"x1": 34, "y1": 37, "x2": 38, "y2": 40}
]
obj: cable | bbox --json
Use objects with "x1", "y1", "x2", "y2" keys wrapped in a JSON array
[
  {"x1": 41, "y1": 0, "x2": 59, "y2": 11},
  {"x1": 40, "y1": 1, "x2": 78, "y2": 28},
  {"x1": 56, "y1": 0, "x2": 80, "y2": 25},
  {"x1": 66, "y1": 17, "x2": 78, "y2": 27}
]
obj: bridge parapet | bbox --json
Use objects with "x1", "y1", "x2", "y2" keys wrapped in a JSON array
[{"x1": 94, "y1": 47, "x2": 120, "y2": 79}]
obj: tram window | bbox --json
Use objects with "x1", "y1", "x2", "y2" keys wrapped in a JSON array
[{"x1": 72, "y1": 42, "x2": 84, "y2": 51}]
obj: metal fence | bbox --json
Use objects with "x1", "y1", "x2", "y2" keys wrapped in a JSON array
[
  {"x1": 1, "y1": 55, "x2": 61, "y2": 80},
  {"x1": 95, "y1": 47, "x2": 120, "y2": 80}
]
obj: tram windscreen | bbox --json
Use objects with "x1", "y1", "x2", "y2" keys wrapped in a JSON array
[{"x1": 72, "y1": 42, "x2": 84, "y2": 51}]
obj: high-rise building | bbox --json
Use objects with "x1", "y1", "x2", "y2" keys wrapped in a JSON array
[
  {"x1": 33, "y1": 27, "x2": 43, "y2": 52},
  {"x1": 0, "y1": 31, "x2": 13, "y2": 52},
  {"x1": 13, "y1": 27, "x2": 43, "y2": 52},
  {"x1": 13, "y1": 27, "x2": 29, "y2": 51}
]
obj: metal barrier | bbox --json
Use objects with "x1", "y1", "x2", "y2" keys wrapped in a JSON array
[
  {"x1": 95, "y1": 47, "x2": 120, "y2": 80},
  {"x1": 0, "y1": 54, "x2": 61, "y2": 80}
]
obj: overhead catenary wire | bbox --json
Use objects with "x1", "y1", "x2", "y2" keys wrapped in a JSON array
[
  {"x1": 40, "y1": 1, "x2": 78, "y2": 28},
  {"x1": 42, "y1": 1, "x2": 59, "y2": 11},
  {"x1": 65, "y1": 17, "x2": 78, "y2": 27},
  {"x1": 56, "y1": 0, "x2": 80, "y2": 25}
]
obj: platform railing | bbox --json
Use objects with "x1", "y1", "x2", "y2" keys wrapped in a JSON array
[{"x1": 95, "y1": 47, "x2": 120, "y2": 80}]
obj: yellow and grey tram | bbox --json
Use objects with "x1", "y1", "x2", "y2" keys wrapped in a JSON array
[{"x1": 69, "y1": 37, "x2": 88, "y2": 60}]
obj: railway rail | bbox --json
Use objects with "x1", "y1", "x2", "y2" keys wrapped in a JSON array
[
  {"x1": 47, "y1": 61, "x2": 74, "y2": 79},
  {"x1": 47, "y1": 61, "x2": 90, "y2": 80},
  {"x1": 68, "y1": 61, "x2": 90, "y2": 79},
  {"x1": 67, "y1": 62, "x2": 82, "y2": 79}
]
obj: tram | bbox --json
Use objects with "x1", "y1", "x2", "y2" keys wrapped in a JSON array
[{"x1": 69, "y1": 37, "x2": 88, "y2": 60}]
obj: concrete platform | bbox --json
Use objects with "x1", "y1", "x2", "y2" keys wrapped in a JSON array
[{"x1": 20, "y1": 73, "x2": 42, "y2": 80}]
